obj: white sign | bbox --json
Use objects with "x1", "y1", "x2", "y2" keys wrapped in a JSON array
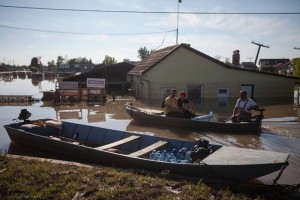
[
  {"x1": 59, "y1": 82, "x2": 78, "y2": 89},
  {"x1": 87, "y1": 78, "x2": 105, "y2": 88}
]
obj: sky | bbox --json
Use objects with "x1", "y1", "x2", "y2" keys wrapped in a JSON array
[{"x1": 0, "y1": 0, "x2": 300, "y2": 66}]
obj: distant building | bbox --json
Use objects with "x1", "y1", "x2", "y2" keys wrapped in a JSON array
[
  {"x1": 58, "y1": 63, "x2": 96, "y2": 73},
  {"x1": 259, "y1": 59, "x2": 290, "y2": 68},
  {"x1": 63, "y1": 62, "x2": 136, "y2": 95},
  {"x1": 274, "y1": 62, "x2": 293, "y2": 76},
  {"x1": 241, "y1": 62, "x2": 257, "y2": 70}
]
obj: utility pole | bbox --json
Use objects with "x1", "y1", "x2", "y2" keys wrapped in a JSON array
[
  {"x1": 251, "y1": 41, "x2": 269, "y2": 66},
  {"x1": 176, "y1": 0, "x2": 182, "y2": 44}
]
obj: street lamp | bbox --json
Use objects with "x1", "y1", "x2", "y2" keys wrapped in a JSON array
[{"x1": 176, "y1": 0, "x2": 182, "y2": 44}]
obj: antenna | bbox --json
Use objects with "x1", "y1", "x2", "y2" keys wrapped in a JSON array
[
  {"x1": 251, "y1": 41, "x2": 269, "y2": 66},
  {"x1": 176, "y1": 0, "x2": 182, "y2": 44}
]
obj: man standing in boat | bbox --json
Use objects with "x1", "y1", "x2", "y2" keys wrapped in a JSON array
[
  {"x1": 177, "y1": 91, "x2": 196, "y2": 119},
  {"x1": 163, "y1": 89, "x2": 183, "y2": 118},
  {"x1": 231, "y1": 90, "x2": 258, "y2": 123}
]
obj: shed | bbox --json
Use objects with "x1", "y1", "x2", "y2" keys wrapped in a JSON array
[{"x1": 64, "y1": 61, "x2": 136, "y2": 95}]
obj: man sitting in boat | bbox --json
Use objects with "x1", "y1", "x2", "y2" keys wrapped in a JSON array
[
  {"x1": 177, "y1": 91, "x2": 196, "y2": 119},
  {"x1": 163, "y1": 89, "x2": 183, "y2": 118},
  {"x1": 231, "y1": 90, "x2": 258, "y2": 123}
]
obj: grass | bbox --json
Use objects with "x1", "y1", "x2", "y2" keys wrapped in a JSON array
[{"x1": 0, "y1": 154, "x2": 298, "y2": 200}]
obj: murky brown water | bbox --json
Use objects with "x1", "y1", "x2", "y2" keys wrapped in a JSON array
[{"x1": 0, "y1": 75, "x2": 299, "y2": 185}]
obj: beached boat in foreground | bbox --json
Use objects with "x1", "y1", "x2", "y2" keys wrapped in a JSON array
[
  {"x1": 124, "y1": 104, "x2": 265, "y2": 133},
  {"x1": 4, "y1": 118, "x2": 288, "y2": 182}
]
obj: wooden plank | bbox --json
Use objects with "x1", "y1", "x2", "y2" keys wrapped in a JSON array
[
  {"x1": 95, "y1": 135, "x2": 140, "y2": 150},
  {"x1": 129, "y1": 140, "x2": 168, "y2": 157},
  {"x1": 203, "y1": 146, "x2": 289, "y2": 165}
]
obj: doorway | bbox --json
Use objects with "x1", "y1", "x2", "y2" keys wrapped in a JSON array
[{"x1": 241, "y1": 84, "x2": 254, "y2": 99}]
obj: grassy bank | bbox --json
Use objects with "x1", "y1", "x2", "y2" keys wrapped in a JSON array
[{"x1": 0, "y1": 154, "x2": 297, "y2": 200}]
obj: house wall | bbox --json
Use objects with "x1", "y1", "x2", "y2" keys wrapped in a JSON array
[{"x1": 140, "y1": 47, "x2": 297, "y2": 101}]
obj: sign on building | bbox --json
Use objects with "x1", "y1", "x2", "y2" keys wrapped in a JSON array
[
  {"x1": 87, "y1": 78, "x2": 105, "y2": 88},
  {"x1": 59, "y1": 82, "x2": 78, "y2": 89}
]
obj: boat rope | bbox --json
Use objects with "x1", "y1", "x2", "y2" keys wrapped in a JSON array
[{"x1": 272, "y1": 161, "x2": 289, "y2": 185}]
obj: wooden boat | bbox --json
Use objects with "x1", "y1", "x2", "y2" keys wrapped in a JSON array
[
  {"x1": 4, "y1": 118, "x2": 289, "y2": 182},
  {"x1": 124, "y1": 104, "x2": 265, "y2": 133}
]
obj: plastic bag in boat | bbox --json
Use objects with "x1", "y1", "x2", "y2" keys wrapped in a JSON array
[{"x1": 192, "y1": 111, "x2": 216, "y2": 122}]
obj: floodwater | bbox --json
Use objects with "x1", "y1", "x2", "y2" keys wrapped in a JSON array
[{"x1": 0, "y1": 74, "x2": 299, "y2": 186}]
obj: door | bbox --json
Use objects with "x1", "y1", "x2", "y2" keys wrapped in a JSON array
[{"x1": 241, "y1": 84, "x2": 254, "y2": 99}]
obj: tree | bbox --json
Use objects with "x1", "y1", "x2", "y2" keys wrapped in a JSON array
[
  {"x1": 47, "y1": 60, "x2": 56, "y2": 71},
  {"x1": 260, "y1": 66, "x2": 276, "y2": 73},
  {"x1": 102, "y1": 55, "x2": 117, "y2": 66},
  {"x1": 225, "y1": 58, "x2": 231, "y2": 64},
  {"x1": 30, "y1": 57, "x2": 42, "y2": 72},
  {"x1": 138, "y1": 47, "x2": 155, "y2": 60},
  {"x1": 214, "y1": 55, "x2": 221, "y2": 61},
  {"x1": 56, "y1": 56, "x2": 65, "y2": 68},
  {"x1": 291, "y1": 57, "x2": 300, "y2": 77}
]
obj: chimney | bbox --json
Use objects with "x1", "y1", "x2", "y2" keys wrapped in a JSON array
[{"x1": 232, "y1": 50, "x2": 240, "y2": 66}]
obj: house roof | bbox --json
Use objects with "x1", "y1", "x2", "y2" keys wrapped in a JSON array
[
  {"x1": 128, "y1": 43, "x2": 299, "y2": 80},
  {"x1": 128, "y1": 44, "x2": 179, "y2": 75},
  {"x1": 274, "y1": 62, "x2": 291, "y2": 69},
  {"x1": 63, "y1": 62, "x2": 135, "y2": 82},
  {"x1": 128, "y1": 43, "x2": 236, "y2": 75}
]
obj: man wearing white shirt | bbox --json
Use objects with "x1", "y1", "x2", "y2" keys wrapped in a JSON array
[{"x1": 231, "y1": 90, "x2": 258, "y2": 122}]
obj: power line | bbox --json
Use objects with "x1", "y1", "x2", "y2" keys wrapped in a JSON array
[
  {"x1": 0, "y1": 4, "x2": 299, "y2": 15},
  {"x1": 0, "y1": 24, "x2": 176, "y2": 36}
]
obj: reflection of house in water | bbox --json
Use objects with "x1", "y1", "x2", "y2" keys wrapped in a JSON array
[
  {"x1": 18, "y1": 71, "x2": 27, "y2": 79},
  {"x1": 1, "y1": 75, "x2": 13, "y2": 82},
  {"x1": 87, "y1": 109, "x2": 105, "y2": 123},
  {"x1": 31, "y1": 73, "x2": 43, "y2": 86},
  {"x1": 52, "y1": 105, "x2": 105, "y2": 122},
  {"x1": 56, "y1": 109, "x2": 83, "y2": 120}
]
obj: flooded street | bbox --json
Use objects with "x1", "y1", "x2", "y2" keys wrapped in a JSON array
[{"x1": 0, "y1": 75, "x2": 299, "y2": 186}]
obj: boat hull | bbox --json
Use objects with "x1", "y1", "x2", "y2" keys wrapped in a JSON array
[
  {"x1": 4, "y1": 120, "x2": 288, "y2": 182},
  {"x1": 124, "y1": 104, "x2": 262, "y2": 133}
]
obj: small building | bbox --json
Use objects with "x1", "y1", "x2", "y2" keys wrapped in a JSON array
[
  {"x1": 58, "y1": 63, "x2": 96, "y2": 73},
  {"x1": 128, "y1": 43, "x2": 299, "y2": 106},
  {"x1": 274, "y1": 62, "x2": 293, "y2": 76},
  {"x1": 241, "y1": 62, "x2": 257, "y2": 70},
  {"x1": 63, "y1": 61, "x2": 136, "y2": 95},
  {"x1": 259, "y1": 58, "x2": 290, "y2": 68}
]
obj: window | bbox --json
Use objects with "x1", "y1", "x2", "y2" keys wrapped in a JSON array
[{"x1": 217, "y1": 88, "x2": 229, "y2": 98}]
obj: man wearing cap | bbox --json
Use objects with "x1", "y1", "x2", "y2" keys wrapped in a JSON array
[
  {"x1": 163, "y1": 89, "x2": 183, "y2": 118},
  {"x1": 177, "y1": 91, "x2": 196, "y2": 119},
  {"x1": 231, "y1": 90, "x2": 258, "y2": 122}
]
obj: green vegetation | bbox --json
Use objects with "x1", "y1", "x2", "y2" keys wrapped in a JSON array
[
  {"x1": 102, "y1": 55, "x2": 118, "y2": 66},
  {"x1": 0, "y1": 154, "x2": 297, "y2": 199},
  {"x1": 138, "y1": 47, "x2": 155, "y2": 60},
  {"x1": 292, "y1": 57, "x2": 300, "y2": 77}
]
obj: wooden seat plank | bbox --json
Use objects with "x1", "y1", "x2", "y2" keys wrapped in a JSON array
[
  {"x1": 129, "y1": 140, "x2": 168, "y2": 157},
  {"x1": 95, "y1": 135, "x2": 140, "y2": 150}
]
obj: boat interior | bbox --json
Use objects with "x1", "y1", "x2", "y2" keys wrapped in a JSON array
[{"x1": 6, "y1": 119, "x2": 222, "y2": 159}]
